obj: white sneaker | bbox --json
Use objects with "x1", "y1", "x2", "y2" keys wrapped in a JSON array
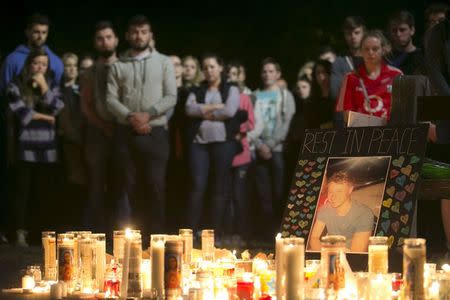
[{"x1": 16, "y1": 229, "x2": 29, "y2": 247}]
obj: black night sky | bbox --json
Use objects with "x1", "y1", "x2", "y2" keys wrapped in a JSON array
[{"x1": 0, "y1": 0, "x2": 431, "y2": 87}]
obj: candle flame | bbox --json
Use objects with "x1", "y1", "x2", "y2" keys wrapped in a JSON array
[
  {"x1": 125, "y1": 228, "x2": 132, "y2": 239},
  {"x1": 276, "y1": 233, "x2": 281, "y2": 239},
  {"x1": 442, "y1": 263, "x2": 450, "y2": 273}
]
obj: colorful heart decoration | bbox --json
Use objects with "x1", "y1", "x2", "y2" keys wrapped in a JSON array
[
  {"x1": 303, "y1": 208, "x2": 310, "y2": 213},
  {"x1": 381, "y1": 220, "x2": 391, "y2": 232},
  {"x1": 295, "y1": 230, "x2": 302, "y2": 236},
  {"x1": 383, "y1": 198, "x2": 393, "y2": 208},
  {"x1": 297, "y1": 194, "x2": 304, "y2": 199},
  {"x1": 300, "y1": 213, "x2": 305, "y2": 218},
  {"x1": 401, "y1": 165, "x2": 412, "y2": 176},
  {"x1": 400, "y1": 226, "x2": 410, "y2": 236},
  {"x1": 296, "y1": 180, "x2": 306, "y2": 187},
  {"x1": 303, "y1": 174, "x2": 311, "y2": 180},
  {"x1": 298, "y1": 160, "x2": 308, "y2": 166},
  {"x1": 391, "y1": 221, "x2": 400, "y2": 233},
  {"x1": 392, "y1": 156, "x2": 405, "y2": 168},
  {"x1": 311, "y1": 171, "x2": 322, "y2": 179},
  {"x1": 396, "y1": 175, "x2": 407, "y2": 187},
  {"x1": 376, "y1": 231, "x2": 385, "y2": 236},
  {"x1": 313, "y1": 186, "x2": 320, "y2": 192},
  {"x1": 282, "y1": 230, "x2": 290, "y2": 236},
  {"x1": 291, "y1": 219, "x2": 297, "y2": 224},
  {"x1": 387, "y1": 235, "x2": 395, "y2": 248},
  {"x1": 289, "y1": 211, "x2": 299, "y2": 218},
  {"x1": 283, "y1": 224, "x2": 290, "y2": 230},
  {"x1": 299, "y1": 220, "x2": 308, "y2": 229},
  {"x1": 306, "y1": 214, "x2": 313, "y2": 219},
  {"x1": 310, "y1": 179, "x2": 318, "y2": 184},
  {"x1": 300, "y1": 188, "x2": 307, "y2": 193},
  {"x1": 317, "y1": 164, "x2": 325, "y2": 170},
  {"x1": 287, "y1": 204, "x2": 294, "y2": 209},
  {"x1": 400, "y1": 214, "x2": 409, "y2": 224},
  {"x1": 409, "y1": 156, "x2": 420, "y2": 164},
  {"x1": 306, "y1": 183, "x2": 312, "y2": 188},
  {"x1": 310, "y1": 204, "x2": 316, "y2": 210},
  {"x1": 410, "y1": 172, "x2": 419, "y2": 182},
  {"x1": 302, "y1": 230, "x2": 309, "y2": 235},
  {"x1": 306, "y1": 196, "x2": 316, "y2": 203},
  {"x1": 395, "y1": 191, "x2": 407, "y2": 202},
  {"x1": 381, "y1": 210, "x2": 390, "y2": 219},
  {"x1": 304, "y1": 166, "x2": 313, "y2": 173},
  {"x1": 295, "y1": 172, "x2": 303, "y2": 178},
  {"x1": 291, "y1": 225, "x2": 299, "y2": 231},
  {"x1": 386, "y1": 186, "x2": 396, "y2": 197},
  {"x1": 290, "y1": 188, "x2": 297, "y2": 194},
  {"x1": 285, "y1": 216, "x2": 291, "y2": 222},
  {"x1": 317, "y1": 157, "x2": 326, "y2": 163},
  {"x1": 289, "y1": 195, "x2": 296, "y2": 201},
  {"x1": 391, "y1": 202, "x2": 400, "y2": 213},
  {"x1": 390, "y1": 169, "x2": 400, "y2": 179},
  {"x1": 397, "y1": 237, "x2": 405, "y2": 247},
  {"x1": 308, "y1": 161, "x2": 316, "y2": 167},
  {"x1": 404, "y1": 183, "x2": 415, "y2": 194},
  {"x1": 404, "y1": 201, "x2": 413, "y2": 212},
  {"x1": 307, "y1": 190, "x2": 314, "y2": 195}
]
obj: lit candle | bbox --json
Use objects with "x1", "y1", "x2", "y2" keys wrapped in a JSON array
[
  {"x1": 201, "y1": 229, "x2": 215, "y2": 261},
  {"x1": 22, "y1": 275, "x2": 35, "y2": 292},
  {"x1": 179, "y1": 229, "x2": 193, "y2": 264},
  {"x1": 50, "y1": 283, "x2": 62, "y2": 299},
  {"x1": 127, "y1": 231, "x2": 142, "y2": 298},
  {"x1": 93, "y1": 233, "x2": 106, "y2": 292},
  {"x1": 120, "y1": 228, "x2": 132, "y2": 298},
  {"x1": 42, "y1": 231, "x2": 57, "y2": 281},
  {"x1": 403, "y1": 238, "x2": 426, "y2": 299},
  {"x1": 368, "y1": 236, "x2": 388, "y2": 274},
  {"x1": 236, "y1": 272, "x2": 254, "y2": 300},
  {"x1": 369, "y1": 273, "x2": 392, "y2": 300},
  {"x1": 142, "y1": 259, "x2": 151, "y2": 291},
  {"x1": 283, "y1": 237, "x2": 304, "y2": 300},
  {"x1": 275, "y1": 233, "x2": 285, "y2": 300},
  {"x1": 151, "y1": 234, "x2": 165, "y2": 299}
]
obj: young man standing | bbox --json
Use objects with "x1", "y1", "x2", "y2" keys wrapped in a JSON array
[
  {"x1": 106, "y1": 15, "x2": 176, "y2": 234},
  {"x1": 330, "y1": 16, "x2": 365, "y2": 101},
  {"x1": 387, "y1": 10, "x2": 425, "y2": 75},
  {"x1": 81, "y1": 21, "x2": 128, "y2": 232},
  {"x1": 249, "y1": 58, "x2": 295, "y2": 241},
  {"x1": 0, "y1": 13, "x2": 63, "y2": 90}
]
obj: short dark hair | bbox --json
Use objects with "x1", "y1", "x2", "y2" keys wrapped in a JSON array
[
  {"x1": 261, "y1": 57, "x2": 281, "y2": 72},
  {"x1": 26, "y1": 13, "x2": 49, "y2": 29},
  {"x1": 342, "y1": 16, "x2": 365, "y2": 32},
  {"x1": 201, "y1": 52, "x2": 224, "y2": 67},
  {"x1": 425, "y1": 2, "x2": 449, "y2": 21},
  {"x1": 328, "y1": 171, "x2": 353, "y2": 185},
  {"x1": 95, "y1": 20, "x2": 117, "y2": 36},
  {"x1": 389, "y1": 10, "x2": 415, "y2": 28},
  {"x1": 318, "y1": 45, "x2": 336, "y2": 58},
  {"x1": 127, "y1": 15, "x2": 151, "y2": 30},
  {"x1": 226, "y1": 60, "x2": 242, "y2": 74}
]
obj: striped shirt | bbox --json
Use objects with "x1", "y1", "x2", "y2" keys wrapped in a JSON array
[{"x1": 7, "y1": 83, "x2": 64, "y2": 163}]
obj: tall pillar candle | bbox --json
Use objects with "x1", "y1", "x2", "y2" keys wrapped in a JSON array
[
  {"x1": 113, "y1": 230, "x2": 125, "y2": 265},
  {"x1": 201, "y1": 229, "x2": 215, "y2": 261},
  {"x1": 92, "y1": 233, "x2": 106, "y2": 291},
  {"x1": 42, "y1": 231, "x2": 57, "y2": 281},
  {"x1": 368, "y1": 236, "x2": 388, "y2": 274},
  {"x1": 57, "y1": 233, "x2": 75, "y2": 290},
  {"x1": 275, "y1": 233, "x2": 285, "y2": 300},
  {"x1": 79, "y1": 233, "x2": 95, "y2": 292},
  {"x1": 283, "y1": 237, "x2": 304, "y2": 300},
  {"x1": 127, "y1": 231, "x2": 142, "y2": 298},
  {"x1": 403, "y1": 238, "x2": 426, "y2": 300},
  {"x1": 120, "y1": 229, "x2": 132, "y2": 298},
  {"x1": 179, "y1": 229, "x2": 193, "y2": 264},
  {"x1": 151, "y1": 234, "x2": 165, "y2": 299}
]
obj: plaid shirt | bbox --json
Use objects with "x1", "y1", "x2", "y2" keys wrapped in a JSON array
[{"x1": 7, "y1": 83, "x2": 64, "y2": 163}]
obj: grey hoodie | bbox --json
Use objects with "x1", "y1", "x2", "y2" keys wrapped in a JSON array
[{"x1": 106, "y1": 49, "x2": 177, "y2": 126}]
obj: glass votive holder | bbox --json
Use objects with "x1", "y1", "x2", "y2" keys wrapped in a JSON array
[
  {"x1": 369, "y1": 273, "x2": 392, "y2": 300},
  {"x1": 368, "y1": 236, "x2": 388, "y2": 274},
  {"x1": 354, "y1": 272, "x2": 370, "y2": 300},
  {"x1": 201, "y1": 229, "x2": 215, "y2": 262},
  {"x1": 305, "y1": 259, "x2": 321, "y2": 283},
  {"x1": 236, "y1": 272, "x2": 254, "y2": 300},
  {"x1": 391, "y1": 272, "x2": 403, "y2": 298}
]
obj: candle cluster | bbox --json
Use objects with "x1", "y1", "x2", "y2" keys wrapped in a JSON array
[{"x1": 3, "y1": 229, "x2": 450, "y2": 300}]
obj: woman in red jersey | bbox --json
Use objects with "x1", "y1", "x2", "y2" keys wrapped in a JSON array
[{"x1": 336, "y1": 30, "x2": 402, "y2": 121}]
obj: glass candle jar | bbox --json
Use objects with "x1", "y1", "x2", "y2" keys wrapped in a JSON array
[
  {"x1": 42, "y1": 231, "x2": 57, "y2": 281},
  {"x1": 368, "y1": 236, "x2": 388, "y2": 274}
]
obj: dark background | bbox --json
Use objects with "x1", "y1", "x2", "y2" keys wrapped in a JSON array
[{"x1": 0, "y1": 0, "x2": 433, "y2": 88}]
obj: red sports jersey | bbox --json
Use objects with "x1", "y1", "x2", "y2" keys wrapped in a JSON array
[{"x1": 335, "y1": 62, "x2": 402, "y2": 119}]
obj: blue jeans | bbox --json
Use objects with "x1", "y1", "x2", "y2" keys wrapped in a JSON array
[
  {"x1": 186, "y1": 141, "x2": 235, "y2": 235},
  {"x1": 254, "y1": 152, "x2": 285, "y2": 238}
]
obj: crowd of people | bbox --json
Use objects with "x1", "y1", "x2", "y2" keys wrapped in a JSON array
[{"x1": 0, "y1": 4, "x2": 449, "y2": 251}]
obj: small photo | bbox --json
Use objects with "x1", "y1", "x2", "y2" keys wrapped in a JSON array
[{"x1": 307, "y1": 156, "x2": 391, "y2": 253}]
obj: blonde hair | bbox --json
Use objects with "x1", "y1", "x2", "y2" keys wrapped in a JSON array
[
  {"x1": 62, "y1": 52, "x2": 79, "y2": 65},
  {"x1": 182, "y1": 55, "x2": 203, "y2": 87}
]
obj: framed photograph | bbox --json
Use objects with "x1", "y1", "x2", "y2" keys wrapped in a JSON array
[{"x1": 281, "y1": 124, "x2": 428, "y2": 256}]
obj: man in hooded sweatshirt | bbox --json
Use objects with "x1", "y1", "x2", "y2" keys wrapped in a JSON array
[
  {"x1": 106, "y1": 15, "x2": 176, "y2": 234},
  {"x1": 0, "y1": 13, "x2": 63, "y2": 91}
]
